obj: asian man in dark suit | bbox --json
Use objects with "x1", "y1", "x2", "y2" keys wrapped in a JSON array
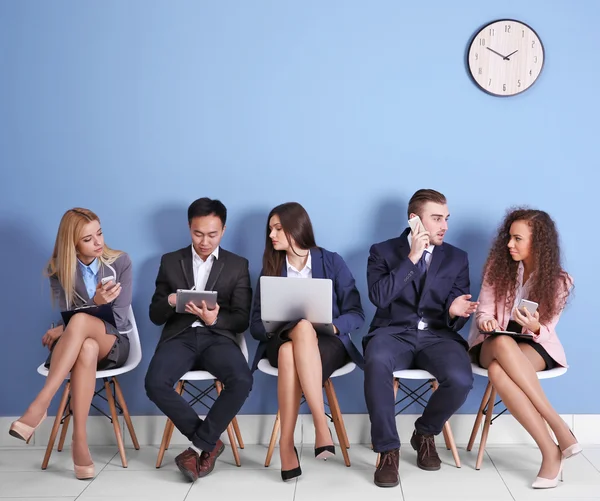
[
  {"x1": 145, "y1": 198, "x2": 253, "y2": 482},
  {"x1": 364, "y1": 189, "x2": 478, "y2": 488}
]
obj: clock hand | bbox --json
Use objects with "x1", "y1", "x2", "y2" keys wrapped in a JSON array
[
  {"x1": 486, "y1": 47, "x2": 508, "y2": 59},
  {"x1": 504, "y1": 50, "x2": 519, "y2": 60}
]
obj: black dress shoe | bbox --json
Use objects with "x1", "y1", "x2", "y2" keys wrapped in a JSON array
[{"x1": 281, "y1": 447, "x2": 302, "y2": 481}]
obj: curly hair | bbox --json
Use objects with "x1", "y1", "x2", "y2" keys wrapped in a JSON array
[{"x1": 482, "y1": 208, "x2": 571, "y2": 324}]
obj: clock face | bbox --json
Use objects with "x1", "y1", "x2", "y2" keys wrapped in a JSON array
[{"x1": 468, "y1": 20, "x2": 544, "y2": 96}]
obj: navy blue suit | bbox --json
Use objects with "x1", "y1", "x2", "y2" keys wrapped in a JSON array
[
  {"x1": 250, "y1": 247, "x2": 365, "y2": 371},
  {"x1": 364, "y1": 229, "x2": 473, "y2": 452}
]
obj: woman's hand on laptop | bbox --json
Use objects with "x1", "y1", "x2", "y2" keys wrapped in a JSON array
[
  {"x1": 479, "y1": 318, "x2": 499, "y2": 332},
  {"x1": 186, "y1": 301, "x2": 220, "y2": 326}
]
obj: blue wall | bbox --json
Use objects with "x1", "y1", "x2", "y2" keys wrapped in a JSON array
[{"x1": 1, "y1": 1, "x2": 597, "y2": 416}]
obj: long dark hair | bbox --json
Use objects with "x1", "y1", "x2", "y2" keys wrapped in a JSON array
[
  {"x1": 483, "y1": 208, "x2": 571, "y2": 324},
  {"x1": 262, "y1": 202, "x2": 317, "y2": 277}
]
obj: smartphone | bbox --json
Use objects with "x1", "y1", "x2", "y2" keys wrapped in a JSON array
[
  {"x1": 101, "y1": 275, "x2": 116, "y2": 286},
  {"x1": 408, "y1": 215, "x2": 424, "y2": 235},
  {"x1": 518, "y1": 298, "x2": 539, "y2": 315}
]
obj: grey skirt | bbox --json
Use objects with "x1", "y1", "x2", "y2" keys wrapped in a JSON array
[{"x1": 44, "y1": 319, "x2": 130, "y2": 371}]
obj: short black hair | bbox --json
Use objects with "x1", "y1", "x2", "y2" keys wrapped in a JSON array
[{"x1": 187, "y1": 197, "x2": 227, "y2": 226}]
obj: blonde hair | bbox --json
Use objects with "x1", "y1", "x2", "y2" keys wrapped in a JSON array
[{"x1": 46, "y1": 208, "x2": 123, "y2": 307}]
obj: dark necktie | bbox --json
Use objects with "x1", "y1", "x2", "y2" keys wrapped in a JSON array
[{"x1": 417, "y1": 252, "x2": 428, "y2": 291}]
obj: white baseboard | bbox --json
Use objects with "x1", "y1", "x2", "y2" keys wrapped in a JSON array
[{"x1": 2, "y1": 413, "x2": 599, "y2": 448}]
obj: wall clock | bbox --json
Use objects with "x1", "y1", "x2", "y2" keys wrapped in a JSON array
[{"x1": 468, "y1": 19, "x2": 544, "y2": 96}]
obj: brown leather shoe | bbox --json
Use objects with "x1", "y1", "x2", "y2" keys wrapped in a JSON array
[
  {"x1": 197, "y1": 439, "x2": 225, "y2": 478},
  {"x1": 374, "y1": 448, "x2": 400, "y2": 487},
  {"x1": 410, "y1": 431, "x2": 441, "y2": 471},
  {"x1": 175, "y1": 448, "x2": 201, "y2": 482}
]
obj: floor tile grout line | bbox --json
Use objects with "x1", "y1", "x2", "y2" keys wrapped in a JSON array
[
  {"x1": 181, "y1": 481, "x2": 195, "y2": 501},
  {"x1": 486, "y1": 449, "x2": 517, "y2": 501},
  {"x1": 74, "y1": 450, "x2": 119, "y2": 500},
  {"x1": 580, "y1": 450, "x2": 600, "y2": 474}
]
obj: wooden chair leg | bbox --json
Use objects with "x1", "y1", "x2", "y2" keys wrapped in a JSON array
[
  {"x1": 156, "y1": 418, "x2": 173, "y2": 469},
  {"x1": 232, "y1": 417, "x2": 244, "y2": 449},
  {"x1": 42, "y1": 382, "x2": 70, "y2": 470},
  {"x1": 467, "y1": 381, "x2": 493, "y2": 452},
  {"x1": 476, "y1": 386, "x2": 497, "y2": 470},
  {"x1": 57, "y1": 402, "x2": 71, "y2": 452},
  {"x1": 265, "y1": 410, "x2": 280, "y2": 467},
  {"x1": 429, "y1": 379, "x2": 460, "y2": 467},
  {"x1": 216, "y1": 381, "x2": 241, "y2": 467},
  {"x1": 326, "y1": 378, "x2": 350, "y2": 450},
  {"x1": 165, "y1": 381, "x2": 184, "y2": 452},
  {"x1": 113, "y1": 377, "x2": 140, "y2": 450},
  {"x1": 442, "y1": 421, "x2": 461, "y2": 468},
  {"x1": 105, "y1": 379, "x2": 127, "y2": 468},
  {"x1": 324, "y1": 379, "x2": 351, "y2": 467}
]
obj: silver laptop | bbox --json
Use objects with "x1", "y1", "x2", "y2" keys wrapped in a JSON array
[{"x1": 260, "y1": 276, "x2": 334, "y2": 335}]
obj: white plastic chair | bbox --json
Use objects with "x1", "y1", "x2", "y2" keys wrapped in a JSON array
[
  {"x1": 38, "y1": 306, "x2": 142, "y2": 469},
  {"x1": 375, "y1": 369, "x2": 462, "y2": 468},
  {"x1": 155, "y1": 333, "x2": 248, "y2": 468},
  {"x1": 467, "y1": 363, "x2": 568, "y2": 469},
  {"x1": 258, "y1": 358, "x2": 356, "y2": 467}
]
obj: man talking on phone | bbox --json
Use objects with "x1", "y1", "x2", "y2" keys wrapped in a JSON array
[
  {"x1": 364, "y1": 189, "x2": 478, "y2": 487},
  {"x1": 145, "y1": 198, "x2": 253, "y2": 482}
]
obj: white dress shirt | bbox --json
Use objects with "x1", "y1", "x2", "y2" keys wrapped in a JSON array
[
  {"x1": 286, "y1": 252, "x2": 312, "y2": 279},
  {"x1": 407, "y1": 233, "x2": 434, "y2": 330},
  {"x1": 191, "y1": 245, "x2": 219, "y2": 327}
]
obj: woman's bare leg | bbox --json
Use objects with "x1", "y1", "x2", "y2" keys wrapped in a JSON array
[
  {"x1": 277, "y1": 342, "x2": 302, "y2": 470},
  {"x1": 287, "y1": 320, "x2": 332, "y2": 448},
  {"x1": 70, "y1": 338, "x2": 100, "y2": 466},
  {"x1": 20, "y1": 314, "x2": 115, "y2": 427}
]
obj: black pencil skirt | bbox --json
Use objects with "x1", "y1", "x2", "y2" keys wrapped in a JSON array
[{"x1": 266, "y1": 320, "x2": 349, "y2": 383}]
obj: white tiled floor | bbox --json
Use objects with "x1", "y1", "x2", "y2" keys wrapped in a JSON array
[{"x1": 1, "y1": 444, "x2": 599, "y2": 501}]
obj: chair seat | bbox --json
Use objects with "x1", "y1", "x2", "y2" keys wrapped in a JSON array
[
  {"x1": 36, "y1": 361, "x2": 141, "y2": 380},
  {"x1": 180, "y1": 370, "x2": 217, "y2": 381},
  {"x1": 257, "y1": 359, "x2": 356, "y2": 378},
  {"x1": 471, "y1": 363, "x2": 567, "y2": 379},
  {"x1": 393, "y1": 369, "x2": 435, "y2": 380}
]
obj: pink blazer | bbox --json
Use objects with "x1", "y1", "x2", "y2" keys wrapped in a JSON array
[{"x1": 468, "y1": 264, "x2": 572, "y2": 368}]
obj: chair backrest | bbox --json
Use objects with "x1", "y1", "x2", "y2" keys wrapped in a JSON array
[
  {"x1": 236, "y1": 332, "x2": 248, "y2": 362},
  {"x1": 97, "y1": 305, "x2": 142, "y2": 377},
  {"x1": 123, "y1": 305, "x2": 142, "y2": 369}
]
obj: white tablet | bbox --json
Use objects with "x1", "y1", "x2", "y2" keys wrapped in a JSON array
[{"x1": 176, "y1": 290, "x2": 218, "y2": 314}]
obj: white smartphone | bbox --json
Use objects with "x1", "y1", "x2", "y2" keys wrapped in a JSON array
[
  {"x1": 101, "y1": 275, "x2": 115, "y2": 286},
  {"x1": 518, "y1": 298, "x2": 539, "y2": 315},
  {"x1": 408, "y1": 215, "x2": 424, "y2": 234}
]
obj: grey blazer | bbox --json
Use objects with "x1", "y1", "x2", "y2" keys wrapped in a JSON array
[{"x1": 49, "y1": 252, "x2": 133, "y2": 333}]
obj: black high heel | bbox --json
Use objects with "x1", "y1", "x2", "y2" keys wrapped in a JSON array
[
  {"x1": 281, "y1": 447, "x2": 301, "y2": 481},
  {"x1": 315, "y1": 428, "x2": 336, "y2": 460}
]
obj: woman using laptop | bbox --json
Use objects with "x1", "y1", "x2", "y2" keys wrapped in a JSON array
[
  {"x1": 250, "y1": 202, "x2": 364, "y2": 481},
  {"x1": 9, "y1": 208, "x2": 132, "y2": 480},
  {"x1": 468, "y1": 208, "x2": 579, "y2": 489}
]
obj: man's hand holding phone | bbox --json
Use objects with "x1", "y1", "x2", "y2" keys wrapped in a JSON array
[{"x1": 408, "y1": 216, "x2": 430, "y2": 264}]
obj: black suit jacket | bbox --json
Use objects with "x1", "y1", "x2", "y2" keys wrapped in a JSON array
[{"x1": 149, "y1": 245, "x2": 252, "y2": 345}]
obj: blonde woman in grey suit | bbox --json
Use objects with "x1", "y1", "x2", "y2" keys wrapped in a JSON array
[{"x1": 9, "y1": 208, "x2": 133, "y2": 480}]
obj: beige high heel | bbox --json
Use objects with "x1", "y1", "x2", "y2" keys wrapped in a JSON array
[
  {"x1": 74, "y1": 463, "x2": 95, "y2": 480},
  {"x1": 9, "y1": 412, "x2": 47, "y2": 444},
  {"x1": 532, "y1": 457, "x2": 564, "y2": 489},
  {"x1": 562, "y1": 429, "x2": 582, "y2": 459},
  {"x1": 72, "y1": 447, "x2": 95, "y2": 480}
]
